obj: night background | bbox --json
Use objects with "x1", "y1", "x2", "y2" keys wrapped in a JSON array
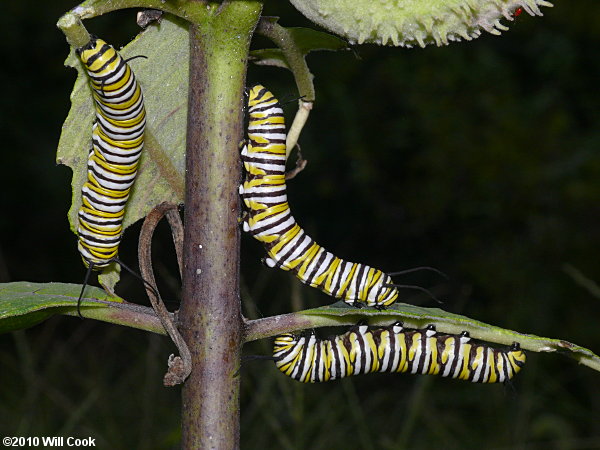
[{"x1": 1, "y1": 1, "x2": 599, "y2": 448}]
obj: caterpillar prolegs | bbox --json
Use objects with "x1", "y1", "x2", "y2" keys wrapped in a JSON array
[
  {"x1": 274, "y1": 323, "x2": 526, "y2": 384},
  {"x1": 240, "y1": 85, "x2": 399, "y2": 308}
]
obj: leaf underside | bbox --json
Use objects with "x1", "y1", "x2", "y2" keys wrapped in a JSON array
[
  {"x1": 298, "y1": 301, "x2": 600, "y2": 372},
  {"x1": 57, "y1": 16, "x2": 189, "y2": 246}
]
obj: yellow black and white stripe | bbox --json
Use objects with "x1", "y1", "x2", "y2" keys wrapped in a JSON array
[
  {"x1": 273, "y1": 323, "x2": 526, "y2": 383},
  {"x1": 75, "y1": 36, "x2": 146, "y2": 269},
  {"x1": 240, "y1": 85, "x2": 398, "y2": 308}
]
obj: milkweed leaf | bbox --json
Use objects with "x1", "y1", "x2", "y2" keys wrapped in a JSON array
[
  {"x1": 285, "y1": 27, "x2": 349, "y2": 54},
  {"x1": 0, "y1": 282, "x2": 164, "y2": 335},
  {"x1": 250, "y1": 48, "x2": 290, "y2": 69},
  {"x1": 245, "y1": 301, "x2": 600, "y2": 374},
  {"x1": 302, "y1": 301, "x2": 600, "y2": 372},
  {"x1": 250, "y1": 25, "x2": 348, "y2": 69}
]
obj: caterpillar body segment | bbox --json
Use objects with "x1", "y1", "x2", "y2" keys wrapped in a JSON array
[
  {"x1": 240, "y1": 85, "x2": 398, "y2": 308},
  {"x1": 273, "y1": 323, "x2": 526, "y2": 383},
  {"x1": 75, "y1": 36, "x2": 146, "y2": 269}
]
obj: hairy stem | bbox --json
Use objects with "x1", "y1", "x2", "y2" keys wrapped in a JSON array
[
  {"x1": 256, "y1": 18, "x2": 315, "y2": 157},
  {"x1": 256, "y1": 18, "x2": 315, "y2": 102},
  {"x1": 56, "y1": 13, "x2": 90, "y2": 47},
  {"x1": 178, "y1": 3, "x2": 261, "y2": 448},
  {"x1": 60, "y1": 0, "x2": 212, "y2": 24}
]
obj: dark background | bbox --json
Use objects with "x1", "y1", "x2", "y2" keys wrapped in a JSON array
[{"x1": 1, "y1": 1, "x2": 599, "y2": 448}]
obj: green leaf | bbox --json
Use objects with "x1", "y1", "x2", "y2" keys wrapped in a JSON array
[
  {"x1": 98, "y1": 262, "x2": 121, "y2": 296},
  {"x1": 249, "y1": 48, "x2": 290, "y2": 69},
  {"x1": 250, "y1": 25, "x2": 348, "y2": 69},
  {"x1": 0, "y1": 281, "x2": 119, "y2": 333},
  {"x1": 247, "y1": 301, "x2": 600, "y2": 374},
  {"x1": 56, "y1": 16, "x2": 189, "y2": 280},
  {"x1": 0, "y1": 282, "x2": 164, "y2": 335},
  {"x1": 286, "y1": 27, "x2": 349, "y2": 54}
]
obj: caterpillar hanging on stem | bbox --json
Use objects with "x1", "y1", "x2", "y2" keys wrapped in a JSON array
[{"x1": 240, "y1": 84, "x2": 444, "y2": 308}]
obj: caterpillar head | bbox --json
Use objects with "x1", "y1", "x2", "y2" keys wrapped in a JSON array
[
  {"x1": 509, "y1": 342, "x2": 527, "y2": 369},
  {"x1": 273, "y1": 333, "x2": 318, "y2": 381},
  {"x1": 76, "y1": 35, "x2": 108, "y2": 63},
  {"x1": 248, "y1": 84, "x2": 282, "y2": 116},
  {"x1": 369, "y1": 273, "x2": 399, "y2": 307},
  {"x1": 289, "y1": 0, "x2": 553, "y2": 47}
]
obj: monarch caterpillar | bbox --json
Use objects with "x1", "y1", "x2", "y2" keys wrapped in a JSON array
[
  {"x1": 75, "y1": 36, "x2": 146, "y2": 269},
  {"x1": 239, "y1": 85, "x2": 399, "y2": 308},
  {"x1": 273, "y1": 322, "x2": 526, "y2": 383}
]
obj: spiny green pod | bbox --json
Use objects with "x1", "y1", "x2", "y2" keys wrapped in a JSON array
[{"x1": 289, "y1": 0, "x2": 553, "y2": 47}]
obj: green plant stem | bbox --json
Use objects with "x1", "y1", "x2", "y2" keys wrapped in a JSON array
[
  {"x1": 178, "y1": 2, "x2": 261, "y2": 448},
  {"x1": 243, "y1": 313, "x2": 337, "y2": 342},
  {"x1": 60, "y1": 0, "x2": 213, "y2": 25},
  {"x1": 256, "y1": 18, "x2": 315, "y2": 157},
  {"x1": 70, "y1": 300, "x2": 166, "y2": 334},
  {"x1": 74, "y1": 301, "x2": 600, "y2": 376},
  {"x1": 256, "y1": 18, "x2": 315, "y2": 102},
  {"x1": 2, "y1": 280, "x2": 600, "y2": 375},
  {"x1": 56, "y1": 13, "x2": 90, "y2": 47}
]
